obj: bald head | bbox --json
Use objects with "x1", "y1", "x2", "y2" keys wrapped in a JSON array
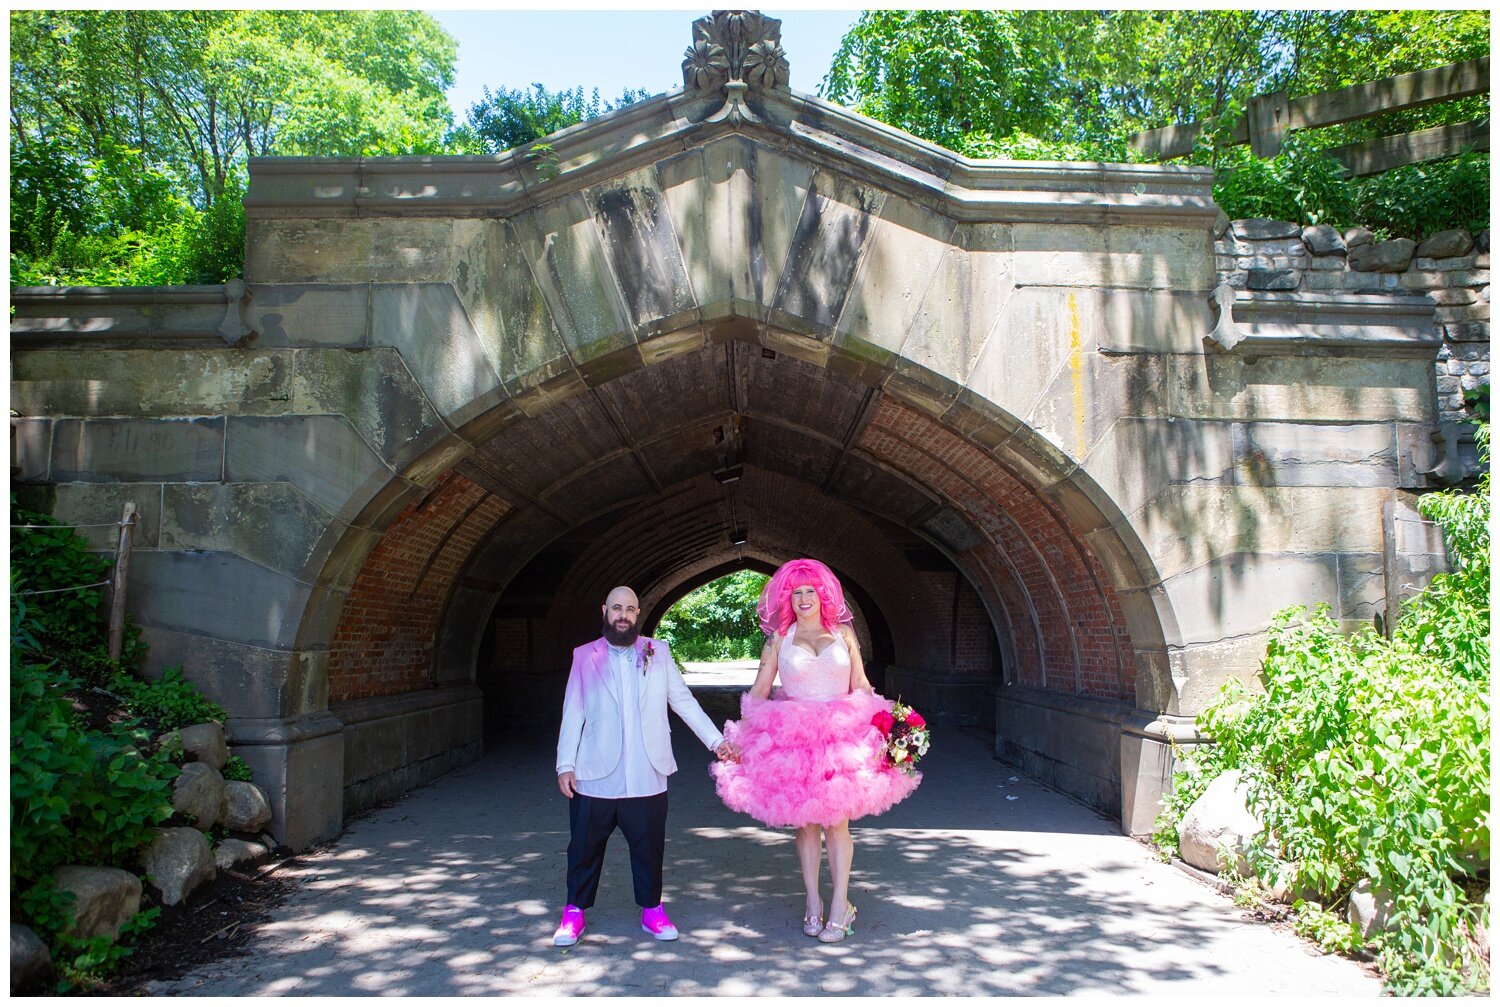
[
  {"x1": 605, "y1": 586, "x2": 638, "y2": 610},
  {"x1": 601, "y1": 586, "x2": 641, "y2": 645}
]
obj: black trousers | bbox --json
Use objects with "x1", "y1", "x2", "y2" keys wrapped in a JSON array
[{"x1": 566, "y1": 790, "x2": 669, "y2": 910}]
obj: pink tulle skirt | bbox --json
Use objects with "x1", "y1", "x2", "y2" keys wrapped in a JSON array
[{"x1": 711, "y1": 690, "x2": 921, "y2": 828}]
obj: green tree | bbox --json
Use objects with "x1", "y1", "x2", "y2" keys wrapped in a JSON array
[
  {"x1": 9, "y1": 9, "x2": 458, "y2": 285},
  {"x1": 822, "y1": 11, "x2": 1489, "y2": 160},
  {"x1": 655, "y1": 570, "x2": 769, "y2": 662},
  {"x1": 454, "y1": 84, "x2": 652, "y2": 154}
]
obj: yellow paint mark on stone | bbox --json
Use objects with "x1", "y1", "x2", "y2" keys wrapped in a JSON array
[{"x1": 1068, "y1": 292, "x2": 1085, "y2": 457}]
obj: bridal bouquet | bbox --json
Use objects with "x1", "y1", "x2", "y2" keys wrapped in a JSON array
[{"x1": 871, "y1": 700, "x2": 930, "y2": 776}]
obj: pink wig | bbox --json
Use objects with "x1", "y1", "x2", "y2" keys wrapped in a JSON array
[{"x1": 756, "y1": 558, "x2": 852, "y2": 636}]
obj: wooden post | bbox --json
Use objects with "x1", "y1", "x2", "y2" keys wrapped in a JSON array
[
  {"x1": 107, "y1": 502, "x2": 137, "y2": 662},
  {"x1": 1247, "y1": 91, "x2": 1290, "y2": 158}
]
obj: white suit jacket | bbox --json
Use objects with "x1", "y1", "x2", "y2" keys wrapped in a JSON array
[{"x1": 555, "y1": 636, "x2": 724, "y2": 781}]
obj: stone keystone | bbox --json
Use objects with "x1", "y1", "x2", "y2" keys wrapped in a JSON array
[
  {"x1": 52, "y1": 865, "x2": 142, "y2": 941},
  {"x1": 141, "y1": 828, "x2": 216, "y2": 907}
]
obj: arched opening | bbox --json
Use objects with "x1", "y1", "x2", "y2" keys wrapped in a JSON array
[{"x1": 312, "y1": 329, "x2": 1163, "y2": 822}]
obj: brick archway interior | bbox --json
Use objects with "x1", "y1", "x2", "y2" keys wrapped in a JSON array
[{"x1": 325, "y1": 340, "x2": 1143, "y2": 736}]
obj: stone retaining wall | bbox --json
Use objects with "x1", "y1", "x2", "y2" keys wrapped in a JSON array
[{"x1": 1215, "y1": 220, "x2": 1490, "y2": 424}]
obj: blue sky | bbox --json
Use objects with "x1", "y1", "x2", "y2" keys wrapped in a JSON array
[{"x1": 428, "y1": 10, "x2": 862, "y2": 120}]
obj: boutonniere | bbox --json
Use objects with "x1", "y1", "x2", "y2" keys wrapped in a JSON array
[{"x1": 638, "y1": 640, "x2": 655, "y2": 675}]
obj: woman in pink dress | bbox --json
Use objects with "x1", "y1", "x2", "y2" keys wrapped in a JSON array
[{"x1": 711, "y1": 558, "x2": 921, "y2": 942}]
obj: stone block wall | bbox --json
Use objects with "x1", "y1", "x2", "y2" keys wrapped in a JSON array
[{"x1": 1216, "y1": 220, "x2": 1490, "y2": 423}]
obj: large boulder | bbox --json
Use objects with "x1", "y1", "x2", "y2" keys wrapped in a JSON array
[
  {"x1": 1416, "y1": 228, "x2": 1474, "y2": 260},
  {"x1": 1178, "y1": 770, "x2": 1264, "y2": 876},
  {"x1": 140, "y1": 828, "x2": 215, "y2": 907},
  {"x1": 1349, "y1": 237, "x2": 1416, "y2": 273},
  {"x1": 1347, "y1": 878, "x2": 1396, "y2": 938},
  {"x1": 11, "y1": 923, "x2": 50, "y2": 994},
  {"x1": 214, "y1": 838, "x2": 270, "y2": 872},
  {"x1": 158, "y1": 722, "x2": 227, "y2": 771},
  {"x1": 1301, "y1": 224, "x2": 1346, "y2": 257},
  {"x1": 1343, "y1": 226, "x2": 1376, "y2": 250},
  {"x1": 218, "y1": 781, "x2": 273, "y2": 833},
  {"x1": 51, "y1": 865, "x2": 141, "y2": 941},
  {"x1": 172, "y1": 762, "x2": 226, "y2": 827}
]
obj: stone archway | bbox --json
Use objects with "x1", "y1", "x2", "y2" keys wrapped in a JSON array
[{"x1": 11, "y1": 11, "x2": 1442, "y2": 849}]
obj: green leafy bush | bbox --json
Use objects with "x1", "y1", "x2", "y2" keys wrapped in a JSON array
[
  {"x1": 222, "y1": 755, "x2": 254, "y2": 783},
  {"x1": 10, "y1": 593, "x2": 178, "y2": 991},
  {"x1": 112, "y1": 666, "x2": 226, "y2": 734},
  {"x1": 1156, "y1": 423, "x2": 1490, "y2": 995},
  {"x1": 1352, "y1": 151, "x2": 1490, "y2": 240},
  {"x1": 9, "y1": 503, "x2": 234, "y2": 991},
  {"x1": 1211, "y1": 138, "x2": 1356, "y2": 227}
]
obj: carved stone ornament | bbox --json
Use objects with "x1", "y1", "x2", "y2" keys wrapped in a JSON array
[
  {"x1": 682, "y1": 10, "x2": 789, "y2": 124},
  {"x1": 1202, "y1": 282, "x2": 1243, "y2": 352}
]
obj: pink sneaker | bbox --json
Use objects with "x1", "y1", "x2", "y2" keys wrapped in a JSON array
[
  {"x1": 640, "y1": 903, "x2": 679, "y2": 941},
  {"x1": 552, "y1": 905, "x2": 585, "y2": 947}
]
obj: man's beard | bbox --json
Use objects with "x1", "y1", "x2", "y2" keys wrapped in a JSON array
[{"x1": 603, "y1": 619, "x2": 639, "y2": 647}]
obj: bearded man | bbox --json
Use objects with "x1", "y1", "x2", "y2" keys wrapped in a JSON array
[{"x1": 552, "y1": 585, "x2": 738, "y2": 946}]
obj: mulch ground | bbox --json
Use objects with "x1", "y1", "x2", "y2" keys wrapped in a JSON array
[{"x1": 85, "y1": 859, "x2": 301, "y2": 996}]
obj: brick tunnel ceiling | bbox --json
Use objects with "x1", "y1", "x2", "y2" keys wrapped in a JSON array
[{"x1": 333, "y1": 338, "x2": 1141, "y2": 702}]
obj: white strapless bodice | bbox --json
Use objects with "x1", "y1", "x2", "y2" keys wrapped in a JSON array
[{"x1": 777, "y1": 630, "x2": 851, "y2": 701}]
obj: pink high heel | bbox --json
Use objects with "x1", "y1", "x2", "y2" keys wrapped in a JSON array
[
  {"x1": 802, "y1": 899, "x2": 824, "y2": 937},
  {"x1": 818, "y1": 904, "x2": 856, "y2": 943}
]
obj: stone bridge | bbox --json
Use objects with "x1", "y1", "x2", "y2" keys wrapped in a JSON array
[{"x1": 10, "y1": 12, "x2": 1458, "y2": 850}]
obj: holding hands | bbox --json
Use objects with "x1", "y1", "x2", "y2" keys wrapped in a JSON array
[{"x1": 714, "y1": 739, "x2": 741, "y2": 763}]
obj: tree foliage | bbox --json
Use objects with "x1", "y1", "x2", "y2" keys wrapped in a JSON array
[
  {"x1": 9, "y1": 9, "x2": 457, "y2": 286},
  {"x1": 823, "y1": 10, "x2": 1490, "y2": 160},
  {"x1": 655, "y1": 570, "x2": 769, "y2": 662},
  {"x1": 453, "y1": 84, "x2": 652, "y2": 154}
]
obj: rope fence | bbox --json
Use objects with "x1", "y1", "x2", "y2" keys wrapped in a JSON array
[
  {"x1": 11, "y1": 503, "x2": 139, "y2": 659},
  {"x1": 15, "y1": 579, "x2": 113, "y2": 597}
]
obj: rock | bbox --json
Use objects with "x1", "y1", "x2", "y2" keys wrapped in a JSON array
[
  {"x1": 1301, "y1": 224, "x2": 1346, "y2": 256},
  {"x1": 1416, "y1": 228, "x2": 1474, "y2": 260},
  {"x1": 1349, "y1": 237, "x2": 1416, "y2": 273},
  {"x1": 140, "y1": 828, "x2": 215, "y2": 907},
  {"x1": 1476, "y1": 229, "x2": 1490, "y2": 254},
  {"x1": 1178, "y1": 770, "x2": 1263, "y2": 876},
  {"x1": 218, "y1": 781, "x2": 273, "y2": 833},
  {"x1": 51, "y1": 865, "x2": 141, "y2": 941},
  {"x1": 1343, "y1": 226, "x2": 1376, "y2": 249},
  {"x1": 172, "y1": 762, "x2": 227, "y2": 827},
  {"x1": 1231, "y1": 218, "x2": 1301, "y2": 240},
  {"x1": 1212, "y1": 209, "x2": 1231, "y2": 239},
  {"x1": 11, "y1": 924, "x2": 50, "y2": 994},
  {"x1": 214, "y1": 838, "x2": 269, "y2": 872},
  {"x1": 157, "y1": 722, "x2": 227, "y2": 770},
  {"x1": 1247, "y1": 268, "x2": 1300, "y2": 291},
  {"x1": 1347, "y1": 878, "x2": 1396, "y2": 938}
]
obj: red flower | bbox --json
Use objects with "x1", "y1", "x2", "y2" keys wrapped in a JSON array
[
  {"x1": 871, "y1": 710, "x2": 895, "y2": 734},
  {"x1": 905, "y1": 710, "x2": 926, "y2": 729}
]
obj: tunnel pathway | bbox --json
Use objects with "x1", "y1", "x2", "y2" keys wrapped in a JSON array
[{"x1": 147, "y1": 715, "x2": 1380, "y2": 996}]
